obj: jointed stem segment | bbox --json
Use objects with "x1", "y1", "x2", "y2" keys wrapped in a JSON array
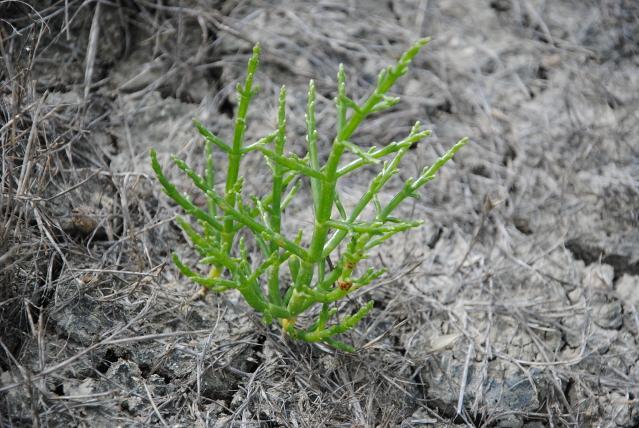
[{"x1": 151, "y1": 38, "x2": 467, "y2": 351}]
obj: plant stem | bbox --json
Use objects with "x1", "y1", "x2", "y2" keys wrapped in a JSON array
[
  {"x1": 223, "y1": 44, "x2": 261, "y2": 253},
  {"x1": 267, "y1": 86, "x2": 287, "y2": 306}
]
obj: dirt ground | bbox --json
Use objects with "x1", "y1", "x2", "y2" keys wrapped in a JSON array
[{"x1": 1, "y1": 1, "x2": 638, "y2": 426}]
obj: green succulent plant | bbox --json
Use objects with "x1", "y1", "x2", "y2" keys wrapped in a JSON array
[{"x1": 151, "y1": 38, "x2": 467, "y2": 351}]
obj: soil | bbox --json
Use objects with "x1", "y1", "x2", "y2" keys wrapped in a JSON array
[{"x1": 1, "y1": 1, "x2": 638, "y2": 427}]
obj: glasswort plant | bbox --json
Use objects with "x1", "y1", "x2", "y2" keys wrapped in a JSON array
[{"x1": 151, "y1": 39, "x2": 468, "y2": 351}]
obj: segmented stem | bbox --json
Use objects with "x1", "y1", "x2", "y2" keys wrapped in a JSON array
[{"x1": 223, "y1": 44, "x2": 261, "y2": 253}]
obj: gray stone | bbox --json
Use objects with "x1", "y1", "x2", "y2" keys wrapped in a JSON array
[
  {"x1": 594, "y1": 301, "x2": 623, "y2": 329},
  {"x1": 617, "y1": 275, "x2": 639, "y2": 307},
  {"x1": 424, "y1": 352, "x2": 542, "y2": 418}
]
